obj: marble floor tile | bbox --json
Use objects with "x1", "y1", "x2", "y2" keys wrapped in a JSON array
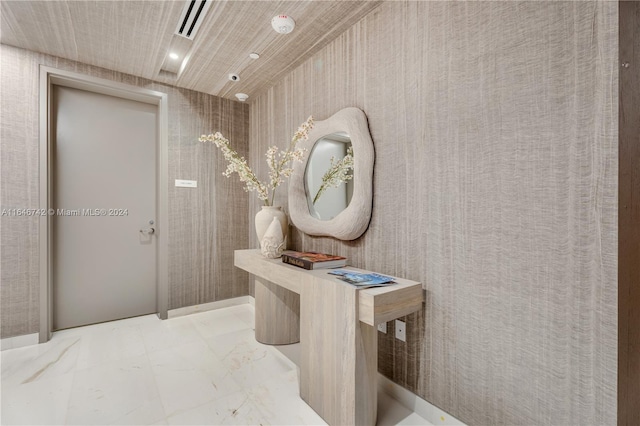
[
  {"x1": 1, "y1": 303, "x2": 433, "y2": 426},
  {"x1": 137, "y1": 315, "x2": 204, "y2": 353},
  {"x1": 66, "y1": 355, "x2": 164, "y2": 425},
  {"x1": 1, "y1": 372, "x2": 75, "y2": 425},
  {"x1": 165, "y1": 390, "x2": 266, "y2": 425},
  {"x1": 1, "y1": 336, "x2": 81, "y2": 388},
  {"x1": 110, "y1": 397, "x2": 167, "y2": 426},
  {"x1": 148, "y1": 339, "x2": 242, "y2": 417},
  {"x1": 246, "y1": 369, "x2": 326, "y2": 425},
  {"x1": 205, "y1": 328, "x2": 297, "y2": 388},
  {"x1": 205, "y1": 304, "x2": 254, "y2": 319},
  {"x1": 229, "y1": 304, "x2": 256, "y2": 327},
  {"x1": 188, "y1": 309, "x2": 252, "y2": 339},
  {"x1": 75, "y1": 322, "x2": 148, "y2": 370}
]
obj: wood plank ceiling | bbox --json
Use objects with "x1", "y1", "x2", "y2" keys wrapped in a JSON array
[{"x1": 0, "y1": 1, "x2": 381, "y2": 100}]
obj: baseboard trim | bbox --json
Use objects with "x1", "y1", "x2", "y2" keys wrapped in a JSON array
[
  {"x1": 2, "y1": 297, "x2": 254, "y2": 349},
  {"x1": 167, "y1": 295, "x2": 254, "y2": 318},
  {"x1": 1, "y1": 333, "x2": 39, "y2": 351},
  {"x1": 377, "y1": 374, "x2": 466, "y2": 425}
]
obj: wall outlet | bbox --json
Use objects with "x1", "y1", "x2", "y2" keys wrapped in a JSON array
[
  {"x1": 377, "y1": 322, "x2": 387, "y2": 334},
  {"x1": 395, "y1": 320, "x2": 406, "y2": 342}
]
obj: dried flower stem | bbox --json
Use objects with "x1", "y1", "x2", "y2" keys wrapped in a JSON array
[
  {"x1": 313, "y1": 146, "x2": 354, "y2": 204},
  {"x1": 200, "y1": 116, "x2": 314, "y2": 206}
]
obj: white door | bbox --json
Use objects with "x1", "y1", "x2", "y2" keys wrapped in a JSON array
[{"x1": 52, "y1": 85, "x2": 157, "y2": 330}]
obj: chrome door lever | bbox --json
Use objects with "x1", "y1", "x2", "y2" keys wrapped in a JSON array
[{"x1": 139, "y1": 227, "x2": 155, "y2": 235}]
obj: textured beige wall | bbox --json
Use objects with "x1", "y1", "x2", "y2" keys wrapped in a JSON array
[
  {"x1": 0, "y1": 44, "x2": 250, "y2": 338},
  {"x1": 249, "y1": 2, "x2": 618, "y2": 424}
]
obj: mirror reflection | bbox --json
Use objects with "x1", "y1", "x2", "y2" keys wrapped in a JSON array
[{"x1": 304, "y1": 132, "x2": 354, "y2": 221}]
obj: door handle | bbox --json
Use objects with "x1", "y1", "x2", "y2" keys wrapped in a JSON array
[{"x1": 140, "y1": 227, "x2": 155, "y2": 235}]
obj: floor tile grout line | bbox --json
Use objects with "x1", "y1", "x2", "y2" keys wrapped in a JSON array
[
  {"x1": 163, "y1": 387, "x2": 255, "y2": 424},
  {"x1": 63, "y1": 368, "x2": 78, "y2": 425},
  {"x1": 146, "y1": 350, "x2": 171, "y2": 425},
  {"x1": 242, "y1": 370, "x2": 325, "y2": 426}
]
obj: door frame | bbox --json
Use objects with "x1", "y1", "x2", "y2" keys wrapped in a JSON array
[{"x1": 38, "y1": 66, "x2": 169, "y2": 343}]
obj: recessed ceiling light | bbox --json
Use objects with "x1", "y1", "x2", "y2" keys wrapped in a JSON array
[
  {"x1": 249, "y1": 52, "x2": 260, "y2": 60},
  {"x1": 169, "y1": 52, "x2": 179, "y2": 60}
]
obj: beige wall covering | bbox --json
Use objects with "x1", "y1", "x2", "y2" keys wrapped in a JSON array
[
  {"x1": 0, "y1": 44, "x2": 249, "y2": 338},
  {"x1": 249, "y1": 2, "x2": 618, "y2": 424},
  {"x1": 0, "y1": 1, "x2": 382, "y2": 100}
]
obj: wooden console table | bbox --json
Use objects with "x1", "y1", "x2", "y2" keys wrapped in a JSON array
[{"x1": 234, "y1": 249, "x2": 423, "y2": 426}]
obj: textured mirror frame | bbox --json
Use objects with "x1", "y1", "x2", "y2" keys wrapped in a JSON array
[{"x1": 289, "y1": 107, "x2": 374, "y2": 240}]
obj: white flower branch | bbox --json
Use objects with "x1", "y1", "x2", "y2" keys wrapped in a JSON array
[
  {"x1": 199, "y1": 116, "x2": 314, "y2": 206},
  {"x1": 313, "y1": 146, "x2": 354, "y2": 205}
]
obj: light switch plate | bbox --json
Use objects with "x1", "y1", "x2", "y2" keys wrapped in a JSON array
[
  {"x1": 377, "y1": 322, "x2": 387, "y2": 334},
  {"x1": 175, "y1": 179, "x2": 197, "y2": 188},
  {"x1": 395, "y1": 320, "x2": 406, "y2": 342}
]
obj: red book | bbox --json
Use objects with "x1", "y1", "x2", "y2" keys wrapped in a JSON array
[{"x1": 281, "y1": 251, "x2": 347, "y2": 270}]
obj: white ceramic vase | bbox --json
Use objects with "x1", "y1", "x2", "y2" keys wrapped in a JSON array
[
  {"x1": 255, "y1": 206, "x2": 288, "y2": 250},
  {"x1": 261, "y1": 217, "x2": 285, "y2": 258}
]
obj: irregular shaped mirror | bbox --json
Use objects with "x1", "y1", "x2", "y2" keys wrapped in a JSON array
[
  {"x1": 304, "y1": 132, "x2": 354, "y2": 221},
  {"x1": 289, "y1": 107, "x2": 374, "y2": 240}
]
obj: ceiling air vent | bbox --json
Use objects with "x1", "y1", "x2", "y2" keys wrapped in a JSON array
[{"x1": 175, "y1": 0, "x2": 212, "y2": 40}]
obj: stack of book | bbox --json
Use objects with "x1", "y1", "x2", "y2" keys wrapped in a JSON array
[
  {"x1": 328, "y1": 270, "x2": 396, "y2": 288},
  {"x1": 281, "y1": 251, "x2": 347, "y2": 270}
]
